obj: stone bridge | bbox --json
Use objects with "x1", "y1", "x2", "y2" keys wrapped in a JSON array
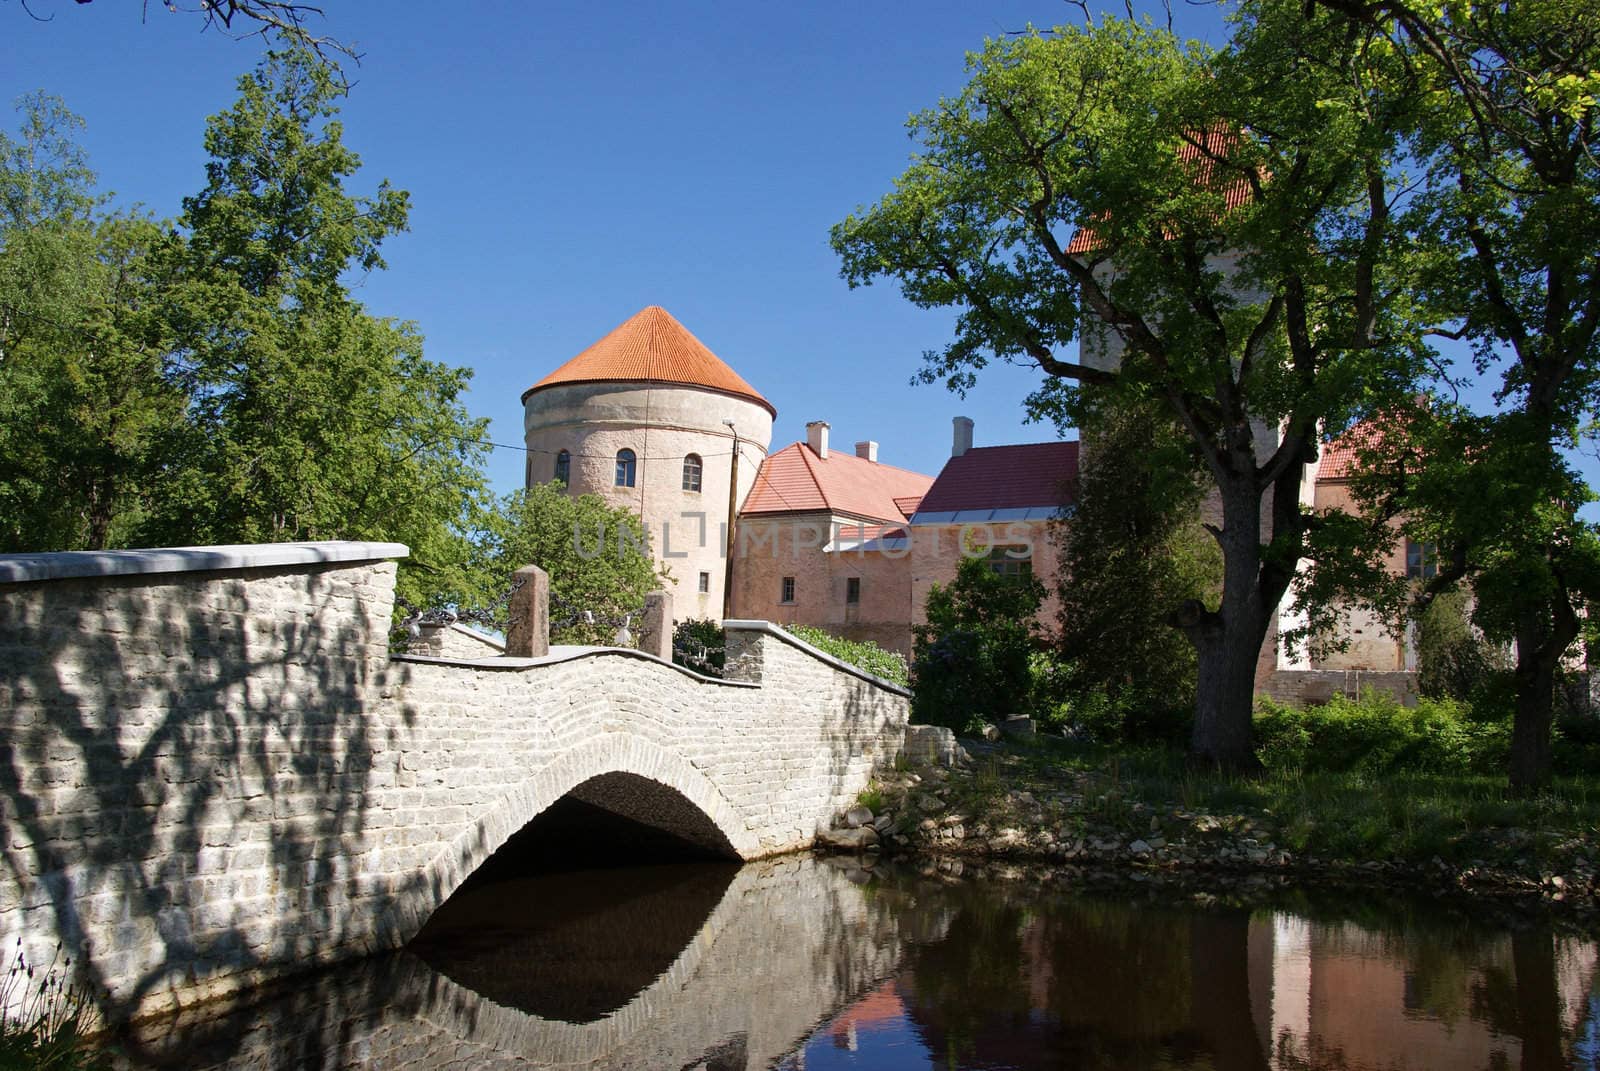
[{"x1": 0, "y1": 542, "x2": 909, "y2": 1021}]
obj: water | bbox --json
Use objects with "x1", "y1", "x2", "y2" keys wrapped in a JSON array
[{"x1": 121, "y1": 857, "x2": 1600, "y2": 1070}]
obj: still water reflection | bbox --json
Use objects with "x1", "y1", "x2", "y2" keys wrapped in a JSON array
[{"x1": 124, "y1": 858, "x2": 1600, "y2": 1070}]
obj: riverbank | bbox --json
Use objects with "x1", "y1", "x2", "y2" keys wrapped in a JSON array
[{"x1": 822, "y1": 735, "x2": 1600, "y2": 920}]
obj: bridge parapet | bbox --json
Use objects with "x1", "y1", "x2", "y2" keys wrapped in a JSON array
[{"x1": 0, "y1": 542, "x2": 909, "y2": 1022}]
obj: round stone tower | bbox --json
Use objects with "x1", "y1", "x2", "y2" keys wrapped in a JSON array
[{"x1": 522, "y1": 306, "x2": 775, "y2": 621}]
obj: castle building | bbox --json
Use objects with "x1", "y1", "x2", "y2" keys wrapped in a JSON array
[
  {"x1": 521, "y1": 306, "x2": 774, "y2": 620},
  {"x1": 524, "y1": 304, "x2": 1426, "y2": 699},
  {"x1": 730, "y1": 420, "x2": 934, "y2": 655},
  {"x1": 523, "y1": 305, "x2": 1074, "y2": 656}
]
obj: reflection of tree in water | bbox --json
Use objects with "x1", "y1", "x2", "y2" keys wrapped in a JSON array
[
  {"x1": 1310, "y1": 908, "x2": 1595, "y2": 1069},
  {"x1": 895, "y1": 883, "x2": 1032, "y2": 1066},
  {"x1": 896, "y1": 880, "x2": 1262, "y2": 1070},
  {"x1": 878, "y1": 873, "x2": 1599, "y2": 1071}
]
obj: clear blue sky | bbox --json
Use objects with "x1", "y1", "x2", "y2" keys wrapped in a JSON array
[{"x1": 6, "y1": 0, "x2": 1242, "y2": 496}]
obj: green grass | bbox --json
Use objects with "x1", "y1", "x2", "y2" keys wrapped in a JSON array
[
  {"x1": 972, "y1": 737, "x2": 1600, "y2": 871},
  {"x1": 856, "y1": 784, "x2": 886, "y2": 813}
]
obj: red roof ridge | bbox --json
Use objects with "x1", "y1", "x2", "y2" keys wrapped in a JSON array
[
  {"x1": 523, "y1": 306, "x2": 775, "y2": 416},
  {"x1": 742, "y1": 440, "x2": 935, "y2": 521},
  {"x1": 917, "y1": 439, "x2": 1079, "y2": 514},
  {"x1": 809, "y1": 445, "x2": 930, "y2": 477}
]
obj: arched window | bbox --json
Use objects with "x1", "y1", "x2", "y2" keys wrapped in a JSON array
[
  {"x1": 682, "y1": 453, "x2": 703, "y2": 492},
  {"x1": 615, "y1": 448, "x2": 637, "y2": 488},
  {"x1": 554, "y1": 449, "x2": 571, "y2": 485}
]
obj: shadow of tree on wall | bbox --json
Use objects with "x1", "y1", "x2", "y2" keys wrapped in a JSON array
[
  {"x1": 0, "y1": 572, "x2": 915, "y2": 1066},
  {"x1": 0, "y1": 563, "x2": 429, "y2": 1064},
  {"x1": 722, "y1": 624, "x2": 911, "y2": 834}
]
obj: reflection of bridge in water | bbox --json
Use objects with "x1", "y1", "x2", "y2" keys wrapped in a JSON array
[{"x1": 124, "y1": 856, "x2": 929, "y2": 1071}]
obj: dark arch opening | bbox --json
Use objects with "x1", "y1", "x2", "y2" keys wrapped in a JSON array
[
  {"x1": 408, "y1": 773, "x2": 741, "y2": 1022},
  {"x1": 467, "y1": 771, "x2": 740, "y2": 886}
]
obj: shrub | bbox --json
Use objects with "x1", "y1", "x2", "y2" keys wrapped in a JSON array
[
  {"x1": 0, "y1": 939, "x2": 111, "y2": 1071},
  {"x1": 1253, "y1": 691, "x2": 1508, "y2": 775},
  {"x1": 1061, "y1": 686, "x2": 1193, "y2": 745},
  {"x1": 1416, "y1": 590, "x2": 1509, "y2": 702},
  {"x1": 672, "y1": 617, "x2": 725, "y2": 677},
  {"x1": 784, "y1": 624, "x2": 909, "y2": 686},
  {"x1": 912, "y1": 557, "x2": 1044, "y2": 731}
]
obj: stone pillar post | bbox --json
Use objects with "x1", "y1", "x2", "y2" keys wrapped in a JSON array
[
  {"x1": 639, "y1": 591, "x2": 672, "y2": 660},
  {"x1": 504, "y1": 564, "x2": 549, "y2": 658},
  {"x1": 721, "y1": 623, "x2": 767, "y2": 684}
]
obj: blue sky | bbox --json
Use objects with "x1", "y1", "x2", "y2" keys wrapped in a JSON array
[{"x1": 6, "y1": 0, "x2": 1242, "y2": 496}]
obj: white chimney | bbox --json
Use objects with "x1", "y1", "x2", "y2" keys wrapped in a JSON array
[
  {"x1": 855, "y1": 440, "x2": 879, "y2": 463},
  {"x1": 806, "y1": 420, "x2": 830, "y2": 459},
  {"x1": 952, "y1": 416, "x2": 974, "y2": 457}
]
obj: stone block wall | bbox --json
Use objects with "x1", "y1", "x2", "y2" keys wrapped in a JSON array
[
  {"x1": 0, "y1": 543, "x2": 909, "y2": 1021},
  {"x1": 0, "y1": 546, "x2": 402, "y2": 1022},
  {"x1": 405, "y1": 621, "x2": 505, "y2": 660},
  {"x1": 1257, "y1": 668, "x2": 1419, "y2": 708}
]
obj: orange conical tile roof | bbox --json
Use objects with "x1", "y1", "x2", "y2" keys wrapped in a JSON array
[{"x1": 523, "y1": 306, "x2": 775, "y2": 416}]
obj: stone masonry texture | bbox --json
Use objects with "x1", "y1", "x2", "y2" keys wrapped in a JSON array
[
  {"x1": 126, "y1": 855, "x2": 929, "y2": 1070},
  {"x1": 0, "y1": 549, "x2": 908, "y2": 1022}
]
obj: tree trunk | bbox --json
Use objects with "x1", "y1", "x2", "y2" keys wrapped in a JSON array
[
  {"x1": 1185, "y1": 477, "x2": 1275, "y2": 772},
  {"x1": 1509, "y1": 594, "x2": 1577, "y2": 796}
]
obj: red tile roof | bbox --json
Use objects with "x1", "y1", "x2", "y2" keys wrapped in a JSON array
[
  {"x1": 916, "y1": 442, "x2": 1079, "y2": 513},
  {"x1": 1319, "y1": 414, "x2": 1411, "y2": 481},
  {"x1": 835, "y1": 523, "x2": 908, "y2": 541},
  {"x1": 523, "y1": 306, "x2": 775, "y2": 416},
  {"x1": 1065, "y1": 128, "x2": 1256, "y2": 256},
  {"x1": 1317, "y1": 428, "x2": 1364, "y2": 481},
  {"x1": 742, "y1": 443, "x2": 934, "y2": 522}
]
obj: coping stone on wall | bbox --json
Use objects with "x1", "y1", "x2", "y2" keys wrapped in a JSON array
[
  {"x1": 392, "y1": 643, "x2": 761, "y2": 687},
  {"x1": 0, "y1": 541, "x2": 411, "y2": 584},
  {"x1": 723, "y1": 619, "x2": 913, "y2": 697}
]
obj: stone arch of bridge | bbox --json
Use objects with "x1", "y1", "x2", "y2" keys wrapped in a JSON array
[{"x1": 387, "y1": 732, "x2": 759, "y2": 946}]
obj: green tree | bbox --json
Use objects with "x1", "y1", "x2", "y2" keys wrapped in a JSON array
[
  {"x1": 834, "y1": 6, "x2": 1423, "y2": 768},
  {"x1": 912, "y1": 555, "x2": 1045, "y2": 731},
  {"x1": 1414, "y1": 588, "x2": 1508, "y2": 703},
  {"x1": 454, "y1": 483, "x2": 666, "y2": 648},
  {"x1": 0, "y1": 93, "x2": 184, "y2": 551},
  {"x1": 1055, "y1": 400, "x2": 1220, "y2": 739},
  {"x1": 150, "y1": 50, "x2": 489, "y2": 608},
  {"x1": 1308, "y1": 0, "x2": 1600, "y2": 791}
]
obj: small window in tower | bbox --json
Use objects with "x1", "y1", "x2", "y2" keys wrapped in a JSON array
[
  {"x1": 554, "y1": 449, "x2": 571, "y2": 485},
  {"x1": 781, "y1": 576, "x2": 796, "y2": 604},
  {"x1": 846, "y1": 577, "x2": 861, "y2": 604},
  {"x1": 683, "y1": 453, "x2": 703, "y2": 492},
  {"x1": 698, "y1": 571, "x2": 710, "y2": 594},
  {"x1": 615, "y1": 448, "x2": 636, "y2": 488}
]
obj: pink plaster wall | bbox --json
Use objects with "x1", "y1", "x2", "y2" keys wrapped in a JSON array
[
  {"x1": 908, "y1": 521, "x2": 1063, "y2": 639},
  {"x1": 730, "y1": 514, "x2": 916, "y2": 656}
]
